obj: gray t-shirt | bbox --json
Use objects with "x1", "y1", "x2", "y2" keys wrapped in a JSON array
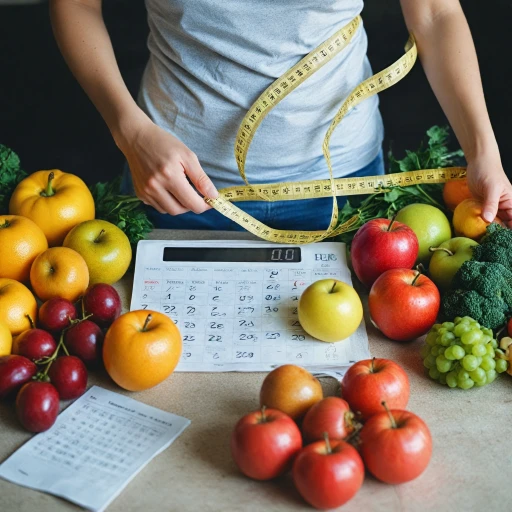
[{"x1": 139, "y1": 0, "x2": 383, "y2": 189}]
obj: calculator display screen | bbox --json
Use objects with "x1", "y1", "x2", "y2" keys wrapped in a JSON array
[{"x1": 163, "y1": 247, "x2": 301, "y2": 263}]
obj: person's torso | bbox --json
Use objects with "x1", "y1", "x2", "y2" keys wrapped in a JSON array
[{"x1": 139, "y1": 0, "x2": 383, "y2": 188}]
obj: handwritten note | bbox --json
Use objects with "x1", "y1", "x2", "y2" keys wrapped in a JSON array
[{"x1": 0, "y1": 386, "x2": 190, "y2": 512}]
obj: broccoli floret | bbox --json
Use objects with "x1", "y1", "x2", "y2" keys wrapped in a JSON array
[
  {"x1": 472, "y1": 224, "x2": 512, "y2": 270},
  {"x1": 452, "y1": 260, "x2": 512, "y2": 305},
  {"x1": 442, "y1": 289, "x2": 509, "y2": 329}
]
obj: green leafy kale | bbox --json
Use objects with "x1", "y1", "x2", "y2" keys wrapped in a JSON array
[
  {"x1": 336, "y1": 126, "x2": 464, "y2": 245},
  {"x1": 89, "y1": 177, "x2": 153, "y2": 248},
  {"x1": 0, "y1": 144, "x2": 27, "y2": 214}
]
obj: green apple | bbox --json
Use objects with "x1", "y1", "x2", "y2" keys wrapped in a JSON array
[
  {"x1": 63, "y1": 219, "x2": 132, "y2": 285},
  {"x1": 298, "y1": 279, "x2": 363, "y2": 343},
  {"x1": 395, "y1": 203, "x2": 452, "y2": 264},
  {"x1": 428, "y1": 237, "x2": 479, "y2": 290}
]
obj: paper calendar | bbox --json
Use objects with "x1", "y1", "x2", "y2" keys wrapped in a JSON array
[
  {"x1": 0, "y1": 387, "x2": 190, "y2": 512},
  {"x1": 130, "y1": 240, "x2": 370, "y2": 374}
]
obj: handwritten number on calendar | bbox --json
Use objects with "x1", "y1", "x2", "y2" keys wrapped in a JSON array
[
  {"x1": 239, "y1": 334, "x2": 257, "y2": 341},
  {"x1": 211, "y1": 307, "x2": 226, "y2": 317},
  {"x1": 236, "y1": 351, "x2": 254, "y2": 359},
  {"x1": 184, "y1": 322, "x2": 195, "y2": 328},
  {"x1": 291, "y1": 334, "x2": 305, "y2": 341},
  {"x1": 237, "y1": 307, "x2": 255, "y2": 314},
  {"x1": 212, "y1": 353, "x2": 220, "y2": 359},
  {"x1": 183, "y1": 335, "x2": 195, "y2": 342},
  {"x1": 266, "y1": 283, "x2": 280, "y2": 290},
  {"x1": 186, "y1": 306, "x2": 196, "y2": 315},
  {"x1": 265, "y1": 306, "x2": 278, "y2": 313},
  {"x1": 209, "y1": 322, "x2": 224, "y2": 329},
  {"x1": 183, "y1": 352, "x2": 192, "y2": 359},
  {"x1": 238, "y1": 319, "x2": 255, "y2": 328},
  {"x1": 141, "y1": 304, "x2": 148, "y2": 310},
  {"x1": 265, "y1": 295, "x2": 280, "y2": 301},
  {"x1": 290, "y1": 320, "x2": 301, "y2": 327},
  {"x1": 208, "y1": 335, "x2": 222, "y2": 342},
  {"x1": 269, "y1": 271, "x2": 279, "y2": 279},
  {"x1": 265, "y1": 332, "x2": 280, "y2": 340},
  {"x1": 162, "y1": 305, "x2": 176, "y2": 314}
]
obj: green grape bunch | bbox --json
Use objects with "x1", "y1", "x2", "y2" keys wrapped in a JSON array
[{"x1": 421, "y1": 316, "x2": 509, "y2": 389}]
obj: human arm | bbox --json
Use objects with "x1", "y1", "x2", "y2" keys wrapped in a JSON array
[
  {"x1": 49, "y1": 0, "x2": 217, "y2": 215},
  {"x1": 399, "y1": 0, "x2": 512, "y2": 226}
]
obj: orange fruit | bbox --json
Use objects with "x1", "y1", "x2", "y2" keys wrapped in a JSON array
[
  {"x1": 452, "y1": 198, "x2": 503, "y2": 241},
  {"x1": 259, "y1": 364, "x2": 323, "y2": 420},
  {"x1": 0, "y1": 321, "x2": 13, "y2": 356},
  {"x1": 0, "y1": 215, "x2": 48, "y2": 283},
  {"x1": 0, "y1": 278, "x2": 38, "y2": 335},
  {"x1": 30, "y1": 247, "x2": 89, "y2": 302},
  {"x1": 9, "y1": 169, "x2": 95, "y2": 247},
  {"x1": 442, "y1": 178, "x2": 473, "y2": 211},
  {"x1": 103, "y1": 310, "x2": 182, "y2": 391}
]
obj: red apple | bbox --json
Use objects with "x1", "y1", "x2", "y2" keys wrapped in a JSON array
[
  {"x1": 292, "y1": 437, "x2": 364, "y2": 509},
  {"x1": 360, "y1": 405, "x2": 432, "y2": 484},
  {"x1": 341, "y1": 358, "x2": 410, "y2": 420},
  {"x1": 12, "y1": 329, "x2": 57, "y2": 362},
  {"x1": 301, "y1": 397, "x2": 354, "y2": 444},
  {"x1": 39, "y1": 298, "x2": 77, "y2": 334},
  {"x1": 83, "y1": 283, "x2": 122, "y2": 328},
  {"x1": 231, "y1": 407, "x2": 302, "y2": 480},
  {"x1": 369, "y1": 268, "x2": 440, "y2": 341},
  {"x1": 351, "y1": 218, "x2": 419, "y2": 288},
  {"x1": 65, "y1": 320, "x2": 104, "y2": 366}
]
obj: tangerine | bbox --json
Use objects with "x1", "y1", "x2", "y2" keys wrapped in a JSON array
[
  {"x1": 452, "y1": 198, "x2": 503, "y2": 241},
  {"x1": 0, "y1": 215, "x2": 48, "y2": 283},
  {"x1": 260, "y1": 364, "x2": 323, "y2": 420},
  {"x1": 442, "y1": 178, "x2": 473, "y2": 211},
  {"x1": 30, "y1": 247, "x2": 89, "y2": 302},
  {"x1": 0, "y1": 278, "x2": 38, "y2": 335},
  {"x1": 103, "y1": 310, "x2": 182, "y2": 391}
]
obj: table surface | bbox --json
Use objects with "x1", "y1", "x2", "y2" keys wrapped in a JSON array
[{"x1": 1, "y1": 229, "x2": 511, "y2": 512}]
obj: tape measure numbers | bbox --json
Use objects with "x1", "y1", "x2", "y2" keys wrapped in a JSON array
[{"x1": 204, "y1": 15, "x2": 466, "y2": 244}]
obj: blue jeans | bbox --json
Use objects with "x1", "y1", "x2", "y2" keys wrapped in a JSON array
[{"x1": 124, "y1": 150, "x2": 384, "y2": 231}]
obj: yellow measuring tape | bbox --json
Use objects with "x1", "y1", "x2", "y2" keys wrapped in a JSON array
[{"x1": 204, "y1": 15, "x2": 466, "y2": 244}]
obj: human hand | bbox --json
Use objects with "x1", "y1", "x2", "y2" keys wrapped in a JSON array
[
  {"x1": 117, "y1": 117, "x2": 218, "y2": 215},
  {"x1": 466, "y1": 152, "x2": 512, "y2": 228}
]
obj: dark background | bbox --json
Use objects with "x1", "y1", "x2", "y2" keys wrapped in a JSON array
[{"x1": 0, "y1": 0, "x2": 510, "y2": 185}]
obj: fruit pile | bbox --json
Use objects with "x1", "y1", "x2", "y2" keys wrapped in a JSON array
[
  {"x1": 0, "y1": 284, "x2": 121, "y2": 432},
  {"x1": 348, "y1": 176, "x2": 512, "y2": 385},
  {"x1": 231, "y1": 360, "x2": 431, "y2": 510}
]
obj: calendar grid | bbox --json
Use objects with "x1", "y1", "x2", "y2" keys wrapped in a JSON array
[{"x1": 132, "y1": 241, "x2": 371, "y2": 373}]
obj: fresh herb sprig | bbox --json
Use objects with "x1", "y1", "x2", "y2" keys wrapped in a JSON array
[
  {"x1": 0, "y1": 144, "x2": 27, "y2": 214},
  {"x1": 89, "y1": 177, "x2": 153, "y2": 247},
  {"x1": 335, "y1": 126, "x2": 464, "y2": 245}
]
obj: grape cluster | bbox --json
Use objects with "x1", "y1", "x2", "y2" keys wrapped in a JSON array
[{"x1": 422, "y1": 316, "x2": 508, "y2": 389}]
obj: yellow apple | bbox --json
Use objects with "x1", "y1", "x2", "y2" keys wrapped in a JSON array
[
  {"x1": 298, "y1": 279, "x2": 363, "y2": 343},
  {"x1": 63, "y1": 219, "x2": 132, "y2": 285}
]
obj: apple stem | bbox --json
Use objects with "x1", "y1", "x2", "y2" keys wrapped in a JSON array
[
  {"x1": 429, "y1": 247, "x2": 454, "y2": 256},
  {"x1": 41, "y1": 171, "x2": 55, "y2": 197},
  {"x1": 411, "y1": 271, "x2": 421, "y2": 287},
  {"x1": 26, "y1": 314, "x2": 35, "y2": 329},
  {"x1": 0, "y1": 220, "x2": 10, "y2": 229},
  {"x1": 387, "y1": 214, "x2": 397, "y2": 232},
  {"x1": 260, "y1": 405, "x2": 267, "y2": 423},
  {"x1": 330, "y1": 281, "x2": 337, "y2": 294},
  {"x1": 370, "y1": 356, "x2": 376, "y2": 373},
  {"x1": 142, "y1": 314, "x2": 152, "y2": 332},
  {"x1": 94, "y1": 229, "x2": 106, "y2": 243},
  {"x1": 381, "y1": 401, "x2": 397, "y2": 429},
  {"x1": 323, "y1": 432, "x2": 332, "y2": 454},
  {"x1": 80, "y1": 296, "x2": 86, "y2": 320}
]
